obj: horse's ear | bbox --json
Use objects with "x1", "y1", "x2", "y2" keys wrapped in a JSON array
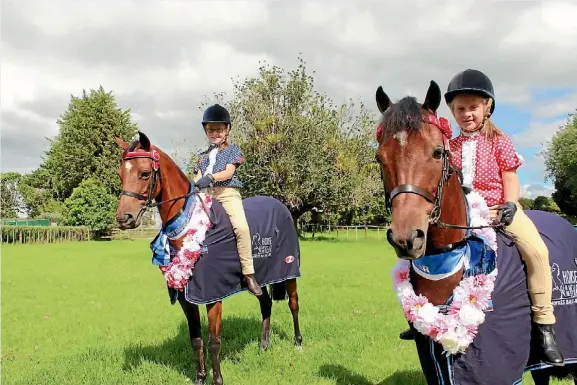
[
  {"x1": 138, "y1": 131, "x2": 151, "y2": 150},
  {"x1": 422, "y1": 80, "x2": 441, "y2": 112},
  {"x1": 114, "y1": 136, "x2": 129, "y2": 151},
  {"x1": 376, "y1": 86, "x2": 392, "y2": 113}
]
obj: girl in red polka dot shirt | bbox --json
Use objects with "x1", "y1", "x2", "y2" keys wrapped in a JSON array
[{"x1": 445, "y1": 69, "x2": 564, "y2": 366}]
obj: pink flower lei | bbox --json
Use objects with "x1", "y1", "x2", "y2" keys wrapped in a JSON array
[
  {"x1": 390, "y1": 191, "x2": 498, "y2": 355},
  {"x1": 159, "y1": 193, "x2": 213, "y2": 290}
]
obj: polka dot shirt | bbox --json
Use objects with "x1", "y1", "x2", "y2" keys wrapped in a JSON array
[
  {"x1": 194, "y1": 144, "x2": 245, "y2": 188},
  {"x1": 449, "y1": 133, "x2": 523, "y2": 207}
]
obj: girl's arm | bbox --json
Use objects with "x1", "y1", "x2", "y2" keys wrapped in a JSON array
[
  {"x1": 502, "y1": 169, "x2": 520, "y2": 203},
  {"x1": 211, "y1": 164, "x2": 236, "y2": 182}
]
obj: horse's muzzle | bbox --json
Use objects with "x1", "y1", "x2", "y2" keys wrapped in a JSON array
[
  {"x1": 386, "y1": 227, "x2": 426, "y2": 260},
  {"x1": 116, "y1": 213, "x2": 137, "y2": 230}
]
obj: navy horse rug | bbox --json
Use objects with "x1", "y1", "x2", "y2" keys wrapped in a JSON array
[
  {"x1": 392, "y1": 192, "x2": 577, "y2": 385},
  {"x1": 149, "y1": 187, "x2": 301, "y2": 305}
]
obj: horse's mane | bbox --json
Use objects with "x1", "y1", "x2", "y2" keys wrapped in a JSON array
[{"x1": 379, "y1": 96, "x2": 424, "y2": 137}]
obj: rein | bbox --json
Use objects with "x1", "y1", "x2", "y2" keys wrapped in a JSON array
[
  {"x1": 120, "y1": 149, "x2": 209, "y2": 219},
  {"x1": 379, "y1": 113, "x2": 502, "y2": 232}
]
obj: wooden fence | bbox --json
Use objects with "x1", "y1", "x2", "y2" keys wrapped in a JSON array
[{"x1": 1, "y1": 225, "x2": 91, "y2": 244}]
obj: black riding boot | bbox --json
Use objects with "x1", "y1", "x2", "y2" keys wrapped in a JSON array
[
  {"x1": 244, "y1": 274, "x2": 263, "y2": 296},
  {"x1": 399, "y1": 327, "x2": 417, "y2": 340},
  {"x1": 536, "y1": 323, "x2": 565, "y2": 366}
]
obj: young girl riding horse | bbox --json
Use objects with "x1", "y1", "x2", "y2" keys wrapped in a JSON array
[
  {"x1": 400, "y1": 69, "x2": 564, "y2": 367},
  {"x1": 193, "y1": 104, "x2": 263, "y2": 296}
]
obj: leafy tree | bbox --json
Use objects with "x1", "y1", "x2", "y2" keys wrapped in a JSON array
[
  {"x1": 543, "y1": 110, "x2": 577, "y2": 216},
  {"x1": 532, "y1": 196, "x2": 551, "y2": 211},
  {"x1": 518, "y1": 197, "x2": 534, "y2": 210},
  {"x1": 61, "y1": 178, "x2": 117, "y2": 236},
  {"x1": 196, "y1": 57, "x2": 380, "y2": 226},
  {"x1": 41, "y1": 86, "x2": 138, "y2": 200},
  {"x1": 1, "y1": 172, "x2": 23, "y2": 218},
  {"x1": 532, "y1": 195, "x2": 561, "y2": 213},
  {"x1": 17, "y1": 167, "x2": 63, "y2": 219}
]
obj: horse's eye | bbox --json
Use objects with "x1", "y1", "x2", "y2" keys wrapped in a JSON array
[
  {"x1": 433, "y1": 147, "x2": 444, "y2": 159},
  {"x1": 140, "y1": 171, "x2": 151, "y2": 179}
]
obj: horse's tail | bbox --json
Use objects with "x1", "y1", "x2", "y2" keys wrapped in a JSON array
[{"x1": 270, "y1": 281, "x2": 288, "y2": 301}]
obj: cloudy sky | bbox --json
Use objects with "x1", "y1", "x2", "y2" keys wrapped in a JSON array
[{"x1": 2, "y1": 0, "x2": 577, "y2": 197}]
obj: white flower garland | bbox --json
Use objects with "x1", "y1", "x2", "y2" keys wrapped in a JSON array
[
  {"x1": 159, "y1": 193, "x2": 213, "y2": 290},
  {"x1": 391, "y1": 191, "x2": 498, "y2": 355}
]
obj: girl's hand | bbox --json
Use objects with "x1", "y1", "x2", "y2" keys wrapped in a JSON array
[{"x1": 195, "y1": 174, "x2": 215, "y2": 189}]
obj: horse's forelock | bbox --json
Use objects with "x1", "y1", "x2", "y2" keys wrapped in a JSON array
[{"x1": 379, "y1": 96, "x2": 424, "y2": 138}]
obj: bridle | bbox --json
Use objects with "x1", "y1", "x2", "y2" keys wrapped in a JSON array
[
  {"x1": 119, "y1": 149, "x2": 202, "y2": 220},
  {"x1": 378, "y1": 113, "x2": 501, "y2": 231}
]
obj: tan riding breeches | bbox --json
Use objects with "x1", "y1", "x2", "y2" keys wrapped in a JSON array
[
  {"x1": 210, "y1": 186, "x2": 255, "y2": 275},
  {"x1": 504, "y1": 203, "x2": 555, "y2": 324}
]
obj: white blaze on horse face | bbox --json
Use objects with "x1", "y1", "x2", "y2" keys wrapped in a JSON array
[
  {"x1": 124, "y1": 161, "x2": 133, "y2": 171},
  {"x1": 394, "y1": 131, "x2": 408, "y2": 147}
]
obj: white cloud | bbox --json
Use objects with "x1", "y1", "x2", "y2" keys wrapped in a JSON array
[
  {"x1": 533, "y1": 92, "x2": 577, "y2": 119},
  {"x1": 511, "y1": 118, "x2": 568, "y2": 148},
  {"x1": 520, "y1": 184, "x2": 555, "y2": 199},
  {"x1": 1, "y1": 0, "x2": 577, "y2": 178}
]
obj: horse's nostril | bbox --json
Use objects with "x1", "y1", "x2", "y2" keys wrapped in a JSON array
[{"x1": 414, "y1": 229, "x2": 425, "y2": 240}]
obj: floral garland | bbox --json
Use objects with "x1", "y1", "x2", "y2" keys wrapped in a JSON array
[
  {"x1": 391, "y1": 191, "x2": 498, "y2": 355},
  {"x1": 159, "y1": 193, "x2": 213, "y2": 290}
]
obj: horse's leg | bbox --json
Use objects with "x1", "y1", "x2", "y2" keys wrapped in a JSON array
[
  {"x1": 258, "y1": 286, "x2": 272, "y2": 351},
  {"x1": 206, "y1": 301, "x2": 223, "y2": 385},
  {"x1": 531, "y1": 369, "x2": 550, "y2": 385},
  {"x1": 286, "y1": 279, "x2": 303, "y2": 350},
  {"x1": 178, "y1": 297, "x2": 206, "y2": 385}
]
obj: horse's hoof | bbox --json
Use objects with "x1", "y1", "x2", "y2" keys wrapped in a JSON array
[{"x1": 259, "y1": 342, "x2": 269, "y2": 351}]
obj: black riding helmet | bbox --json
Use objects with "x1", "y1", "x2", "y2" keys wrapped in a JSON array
[
  {"x1": 444, "y1": 69, "x2": 496, "y2": 114},
  {"x1": 202, "y1": 104, "x2": 231, "y2": 126}
]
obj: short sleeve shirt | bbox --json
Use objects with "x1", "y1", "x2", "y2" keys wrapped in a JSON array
[
  {"x1": 449, "y1": 133, "x2": 523, "y2": 207},
  {"x1": 194, "y1": 144, "x2": 244, "y2": 188}
]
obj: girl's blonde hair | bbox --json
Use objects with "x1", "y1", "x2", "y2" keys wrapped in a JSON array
[{"x1": 450, "y1": 96, "x2": 504, "y2": 139}]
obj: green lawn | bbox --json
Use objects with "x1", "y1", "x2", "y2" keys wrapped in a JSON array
[{"x1": 1, "y1": 239, "x2": 571, "y2": 384}]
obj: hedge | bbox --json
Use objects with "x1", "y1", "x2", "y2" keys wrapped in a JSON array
[{"x1": 0, "y1": 225, "x2": 91, "y2": 244}]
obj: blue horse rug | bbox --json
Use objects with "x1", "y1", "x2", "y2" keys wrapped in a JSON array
[
  {"x1": 413, "y1": 210, "x2": 577, "y2": 385},
  {"x1": 164, "y1": 195, "x2": 301, "y2": 305}
]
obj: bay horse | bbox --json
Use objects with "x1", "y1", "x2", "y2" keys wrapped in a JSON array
[
  {"x1": 374, "y1": 81, "x2": 577, "y2": 385},
  {"x1": 114, "y1": 132, "x2": 302, "y2": 385}
]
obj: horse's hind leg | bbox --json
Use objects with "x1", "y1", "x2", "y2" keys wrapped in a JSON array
[
  {"x1": 206, "y1": 301, "x2": 223, "y2": 385},
  {"x1": 178, "y1": 297, "x2": 206, "y2": 385},
  {"x1": 258, "y1": 286, "x2": 272, "y2": 351},
  {"x1": 286, "y1": 278, "x2": 303, "y2": 350}
]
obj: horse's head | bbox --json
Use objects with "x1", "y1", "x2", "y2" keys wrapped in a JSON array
[
  {"x1": 114, "y1": 131, "x2": 162, "y2": 229},
  {"x1": 375, "y1": 81, "x2": 454, "y2": 260}
]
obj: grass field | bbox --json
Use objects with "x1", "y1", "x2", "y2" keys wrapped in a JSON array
[{"x1": 1, "y1": 238, "x2": 572, "y2": 384}]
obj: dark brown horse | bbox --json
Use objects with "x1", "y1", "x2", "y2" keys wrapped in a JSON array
[
  {"x1": 374, "y1": 81, "x2": 577, "y2": 385},
  {"x1": 114, "y1": 132, "x2": 302, "y2": 385}
]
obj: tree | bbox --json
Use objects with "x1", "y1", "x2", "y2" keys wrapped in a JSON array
[
  {"x1": 17, "y1": 167, "x2": 63, "y2": 219},
  {"x1": 1, "y1": 172, "x2": 23, "y2": 218},
  {"x1": 41, "y1": 86, "x2": 138, "y2": 201},
  {"x1": 543, "y1": 110, "x2": 577, "y2": 216},
  {"x1": 533, "y1": 196, "x2": 551, "y2": 211},
  {"x1": 518, "y1": 197, "x2": 534, "y2": 210},
  {"x1": 196, "y1": 57, "x2": 381, "y2": 226},
  {"x1": 61, "y1": 178, "x2": 117, "y2": 236}
]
